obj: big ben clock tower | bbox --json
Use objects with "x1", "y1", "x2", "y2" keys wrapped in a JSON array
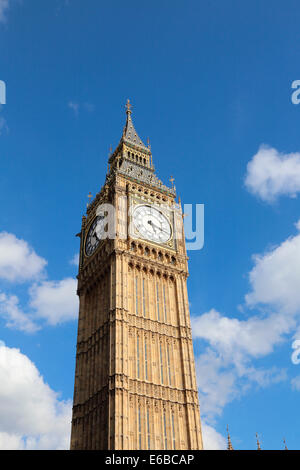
[{"x1": 70, "y1": 101, "x2": 203, "y2": 450}]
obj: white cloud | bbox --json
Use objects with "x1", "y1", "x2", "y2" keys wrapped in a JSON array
[
  {"x1": 195, "y1": 347, "x2": 238, "y2": 419},
  {"x1": 245, "y1": 145, "x2": 300, "y2": 202},
  {"x1": 192, "y1": 217, "x2": 300, "y2": 428},
  {"x1": 0, "y1": 432, "x2": 25, "y2": 450},
  {"x1": 0, "y1": 341, "x2": 71, "y2": 450},
  {"x1": 193, "y1": 309, "x2": 292, "y2": 362},
  {"x1": 193, "y1": 313, "x2": 288, "y2": 422},
  {"x1": 201, "y1": 422, "x2": 226, "y2": 450},
  {"x1": 246, "y1": 220, "x2": 300, "y2": 315},
  {"x1": 0, "y1": 0, "x2": 9, "y2": 23},
  {"x1": 29, "y1": 278, "x2": 78, "y2": 326},
  {"x1": 0, "y1": 292, "x2": 39, "y2": 333},
  {"x1": 0, "y1": 232, "x2": 47, "y2": 283},
  {"x1": 0, "y1": 279, "x2": 78, "y2": 333},
  {"x1": 0, "y1": 232, "x2": 78, "y2": 331},
  {"x1": 192, "y1": 222, "x2": 300, "y2": 422}
]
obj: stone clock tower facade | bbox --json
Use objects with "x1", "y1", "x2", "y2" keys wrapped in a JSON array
[{"x1": 70, "y1": 101, "x2": 203, "y2": 450}]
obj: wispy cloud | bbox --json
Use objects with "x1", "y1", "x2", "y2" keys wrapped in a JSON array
[
  {"x1": 68, "y1": 101, "x2": 80, "y2": 117},
  {"x1": 0, "y1": 0, "x2": 9, "y2": 24},
  {"x1": 0, "y1": 105, "x2": 8, "y2": 135},
  {"x1": 69, "y1": 253, "x2": 79, "y2": 267},
  {"x1": 68, "y1": 101, "x2": 95, "y2": 117},
  {"x1": 0, "y1": 115, "x2": 8, "y2": 135},
  {"x1": 55, "y1": 0, "x2": 71, "y2": 16},
  {"x1": 291, "y1": 375, "x2": 300, "y2": 391},
  {"x1": 83, "y1": 102, "x2": 95, "y2": 113},
  {"x1": 0, "y1": 293, "x2": 40, "y2": 333}
]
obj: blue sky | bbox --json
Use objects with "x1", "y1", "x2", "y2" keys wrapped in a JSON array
[{"x1": 1, "y1": 0, "x2": 300, "y2": 450}]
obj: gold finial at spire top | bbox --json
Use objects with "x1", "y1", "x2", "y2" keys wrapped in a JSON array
[
  {"x1": 125, "y1": 99, "x2": 132, "y2": 114},
  {"x1": 170, "y1": 175, "x2": 175, "y2": 188},
  {"x1": 87, "y1": 192, "x2": 93, "y2": 207}
]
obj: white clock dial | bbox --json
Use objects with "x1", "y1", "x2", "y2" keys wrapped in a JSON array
[
  {"x1": 85, "y1": 216, "x2": 105, "y2": 257},
  {"x1": 133, "y1": 205, "x2": 172, "y2": 243}
]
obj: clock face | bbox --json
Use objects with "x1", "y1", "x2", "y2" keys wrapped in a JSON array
[
  {"x1": 85, "y1": 216, "x2": 105, "y2": 257},
  {"x1": 133, "y1": 205, "x2": 172, "y2": 244}
]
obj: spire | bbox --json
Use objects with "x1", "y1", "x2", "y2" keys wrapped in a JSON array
[
  {"x1": 122, "y1": 99, "x2": 148, "y2": 150},
  {"x1": 283, "y1": 438, "x2": 288, "y2": 450},
  {"x1": 256, "y1": 433, "x2": 262, "y2": 450},
  {"x1": 227, "y1": 425, "x2": 234, "y2": 450}
]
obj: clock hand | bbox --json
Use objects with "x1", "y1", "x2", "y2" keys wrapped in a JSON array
[
  {"x1": 95, "y1": 221, "x2": 105, "y2": 240},
  {"x1": 93, "y1": 230, "x2": 100, "y2": 241},
  {"x1": 150, "y1": 221, "x2": 169, "y2": 234},
  {"x1": 147, "y1": 220, "x2": 156, "y2": 233},
  {"x1": 151, "y1": 222, "x2": 161, "y2": 230}
]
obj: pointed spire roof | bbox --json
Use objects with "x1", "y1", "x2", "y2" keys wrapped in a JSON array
[
  {"x1": 122, "y1": 99, "x2": 149, "y2": 151},
  {"x1": 227, "y1": 425, "x2": 234, "y2": 450}
]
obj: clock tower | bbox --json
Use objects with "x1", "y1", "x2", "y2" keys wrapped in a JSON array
[{"x1": 70, "y1": 101, "x2": 203, "y2": 450}]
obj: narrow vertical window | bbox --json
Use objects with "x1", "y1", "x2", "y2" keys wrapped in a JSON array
[
  {"x1": 160, "y1": 343, "x2": 164, "y2": 384},
  {"x1": 156, "y1": 282, "x2": 160, "y2": 321},
  {"x1": 171, "y1": 414, "x2": 176, "y2": 449},
  {"x1": 163, "y1": 285, "x2": 167, "y2": 322},
  {"x1": 135, "y1": 277, "x2": 139, "y2": 315},
  {"x1": 145, "y1": 340, "x2": 148, "y2": 380},
  {"x1": 147, "y1": 409, "x2": 151, "y2": 450},
  {"x1": 138, "y1": 407, "x2": 142, "y2": 450},
  {"x1": 142, "y1": 278, "x2": 146, "y2": 317},
  {"x1": 163, "y1": 412, "x2": 167, "y2": 450},
  {"x1": 137, "y1": 336, "x2": 140, "y2": 379},
  {"x1": 167, "y1": 344, "x2": 171, "y2": 386}
]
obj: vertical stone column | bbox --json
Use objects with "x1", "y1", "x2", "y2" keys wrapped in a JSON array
[
  {"x1": 174, "y1": 403, "x2": 181, "y2": 450},
  {"x1": 174, "y1": 274, "x2": 203, "y2": 449},
  {"x1": 111, "y1": 253, "x2": 130, "y2": 449}
]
